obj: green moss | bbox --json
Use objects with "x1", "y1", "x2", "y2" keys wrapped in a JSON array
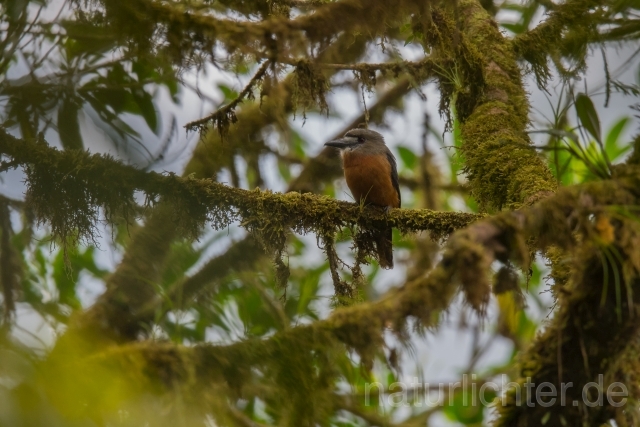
[
  {"x1": 493, "y1": 176, "x2": 640, "y2": 426},
  {"x1": 417, "y1": 4, "x2": 556, "y2": 211},
  {"x1": 623, "y1": 133, "x2": 640, "y2": 166},
  {"x1": 291, "y1": 60, "x2": 329, "y2": 120},
  {"x1": 512, "y1": 0, "x2": 602, "y2": 86},
  {"x1": 0, "y1": 129, "x2": 480, "y2": 277},
  {"x1": 454, "y1": 0, "x2": 557, "y2": 211},
  {"x1": 544, "y1": 245, "x2": 572, "y2": 302}
]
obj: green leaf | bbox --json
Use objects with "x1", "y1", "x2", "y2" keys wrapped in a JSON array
[
  {"x1": 500, "y1": 2, "x2": 541, "y2": 34},
  {"x1": 132, "y1": 90, "x2": 159, "y2": 134},
  {"x1": 296, "y1": 266, "x2": 322, "y2": 315},
  {"x1": 58, "y1": 97, "x2": 83, "y2": 150},
  {"x1": 52, "y1": 252, "x2": 81, "y2": 310},
  {"x1": 605, "y1": 117, "x2": 631, "y2": 161},
  {"x1": 575, "y1": 93, "x2": 602, "y2": 143},
  {"x1": 443, "y1": 388, "x2": 493, "y2": 424},
  {"x1": 403, "y1": 35, "x2": 414, "y2": 46},
  {"x1": 397, "y1": 146, "x2": 417, "y2": 170},
  {"x1": 500, "y1": 23, "x2": 521, "y2": 33},
  {"x1": 218, "y1": 84, "x2": 238, "y2": 102},
  {"x1": 132, "y1": 60, "x2": 156, "y2": 82},
  {"x1": 62, "y1": 21, "x2": 117, "y2": 58},
  {"x1": 289, "y1": 129, "x2": 307, "y2": 158},
  {"x1": 83, "y1": 93, "x2": 142, "y2": 139},
  {"x1": 52, "y1": 247, "x2": 107, "y2": 310},
  {"x1": 277, "y1": 159, "x2": 291, "y2": 181},
  {"x1": 399, "y1": 22, "x2": 411, "y2": 33}
]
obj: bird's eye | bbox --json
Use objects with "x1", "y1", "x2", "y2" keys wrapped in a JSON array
[{"x1": 357, "y1": 136, "x2": 365, "y2": 143}]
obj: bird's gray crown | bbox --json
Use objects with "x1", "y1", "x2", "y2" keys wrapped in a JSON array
[
  {"x1": 344, "y1": 128, "x2": 385, "y2": 143},
  {"x1": 324, "y1": 128, "x2": 387, "y2": 151}
]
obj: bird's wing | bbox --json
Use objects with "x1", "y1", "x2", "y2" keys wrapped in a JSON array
[{"x1": 386, "y1": 151, "x2": 401, "y2": 207}]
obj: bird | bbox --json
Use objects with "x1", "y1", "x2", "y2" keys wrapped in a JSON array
[{"x1": 325, "y1": 128, "x2": 400, "y2": 269}]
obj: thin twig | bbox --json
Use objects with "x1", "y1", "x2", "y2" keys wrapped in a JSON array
[
  {"x1": 281, "y1": 0, "x2": 328, "y2": 6},
  {"x1": 277, "y1": 57, "x2": 434, "y2": 73},
  {"x1": 184, "y1": 61, "x2": 272, "y2": 132}
]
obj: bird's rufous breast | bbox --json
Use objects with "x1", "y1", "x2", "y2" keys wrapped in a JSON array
[{"x1": 342, "y1": 151, "x2": 400, "y2": 208}]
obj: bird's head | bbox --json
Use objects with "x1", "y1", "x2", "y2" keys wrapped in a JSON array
[{"x1": 324, "y1": 128, "x2": 386, "y2": 153}]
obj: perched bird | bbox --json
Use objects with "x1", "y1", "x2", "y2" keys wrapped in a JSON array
[{"x1": 325, "y1": 128, "x2": 400, "y2": 269}]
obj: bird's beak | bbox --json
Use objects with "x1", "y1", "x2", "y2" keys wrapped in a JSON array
[{"x1": 324, "y1": 137, "x2": 358, "y2": 149}]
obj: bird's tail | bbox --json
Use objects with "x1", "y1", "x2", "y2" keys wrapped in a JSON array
[{"x1": 375, "y1": 227, "x2": 394, "y2": 269}]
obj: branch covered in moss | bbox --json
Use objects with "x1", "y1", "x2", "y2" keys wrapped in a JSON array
[
  {"x1": 311, "y1": 59, "x2": 434, "y2": 72},
  {"x1": 0, "y1": 130, "x2": 479, "y2": 250},
  {"x1": 0, "y1": 201, "x2": 20, "y2": 321},
  {"x1": 96, "y1": 0, "x2": 431, "y2": 66},
  {"x1": 512, "y1": 0, "x2": 603, "y2": 85},
  {"x1": 275, "y1": 0, "x2": 329, "y2": 6},
  {"x1": 184, "y1": 60, "x2": 272, "y2": 135},
  {"x1": 495, "y1": 187, "x2": 640, "y2": 425},
  {"x1": 450, "y1": 1, "x2": 557, "y2": 210},
  {"x1": 273, "y1": 57, "x2": 437, "y2": 87}
]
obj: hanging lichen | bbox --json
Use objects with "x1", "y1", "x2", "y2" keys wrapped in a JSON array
[{"x1": 291, "y1": 60, "x2": 330, "y2": 120}]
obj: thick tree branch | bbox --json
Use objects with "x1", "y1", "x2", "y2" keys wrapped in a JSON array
[
  {"x1": 275, "y1": 57, "x2": 437, "y2": 73},
  {"x1": 451, "y1": 1, "x2": 557, "y2": 209},
  {"x1": 496, "y1": 201, "x2": 640, "y2": 424},
  {"x1": 0, "y1": 130, "x2": 480, "y2": 242}
]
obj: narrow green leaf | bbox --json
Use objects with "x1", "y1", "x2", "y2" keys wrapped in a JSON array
[
  {"x1": 443, "y1": 389, "x2": 486, "y2": 424},
  {"x1": 52, "y1": 250, "x2": 81, "y2": 309},
  {"x1": 57, "y1": 97, "x2": 83, "y2": 150},
  {"x1": 132, "y1": 90, "x2": 159, "y2": 134},
  {"x1": 403, "y1": 35, "x2": 414, "y2": 46},
  {"x1": 277, "y1": 159, "x2": 291, "y2": 181},
  {"x1": 605, "y1": 117, "x2": 631, "y2": 161},
  {"x1": 500, "y1": 23, "x2": 522, "y2": 33},
  {"x1": 217, "y1": 84, "x2": 238, "y2": 102},
  {"x1": 397, "y1": 146, "x2": 417, "y2": 170},
  {"x1": 289, "y1": 129, "x2": 307, "y2": 158},
  {"x1": 575, "y1": 93, "x2": 602, "y2": 143}
]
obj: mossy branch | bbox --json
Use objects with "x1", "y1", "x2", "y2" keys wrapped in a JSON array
[
  {"x1": 494, "y1": 186, "x2": 640, "y2": 425},
  {"x1": 111, "y1": 0, "x2": 431, "y2": 65},
  {"x1": 0, "y1": 201, "x2": 20, "y2": 321},
  {"x1": 512, "y1": 0, "x2": 602, "y2": 86},
  {"x1": 273, "y1": 0, "x2": 329, "y2": 6},
  {"x1": 330, "y1": 57, "x2": 437, "y2": 92},
  {"x1": 0, "y1": 129, "x2": 479, "y2": 251},
  {"x1": 452, "y1": 1, "x2": 557, "y2": 210},
  {"x1": 276, "y1": 57, "x2": 438, "y2": 89},
  {"x1": 184, "y1": 60, "x2": 272, "y2": 136}
]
